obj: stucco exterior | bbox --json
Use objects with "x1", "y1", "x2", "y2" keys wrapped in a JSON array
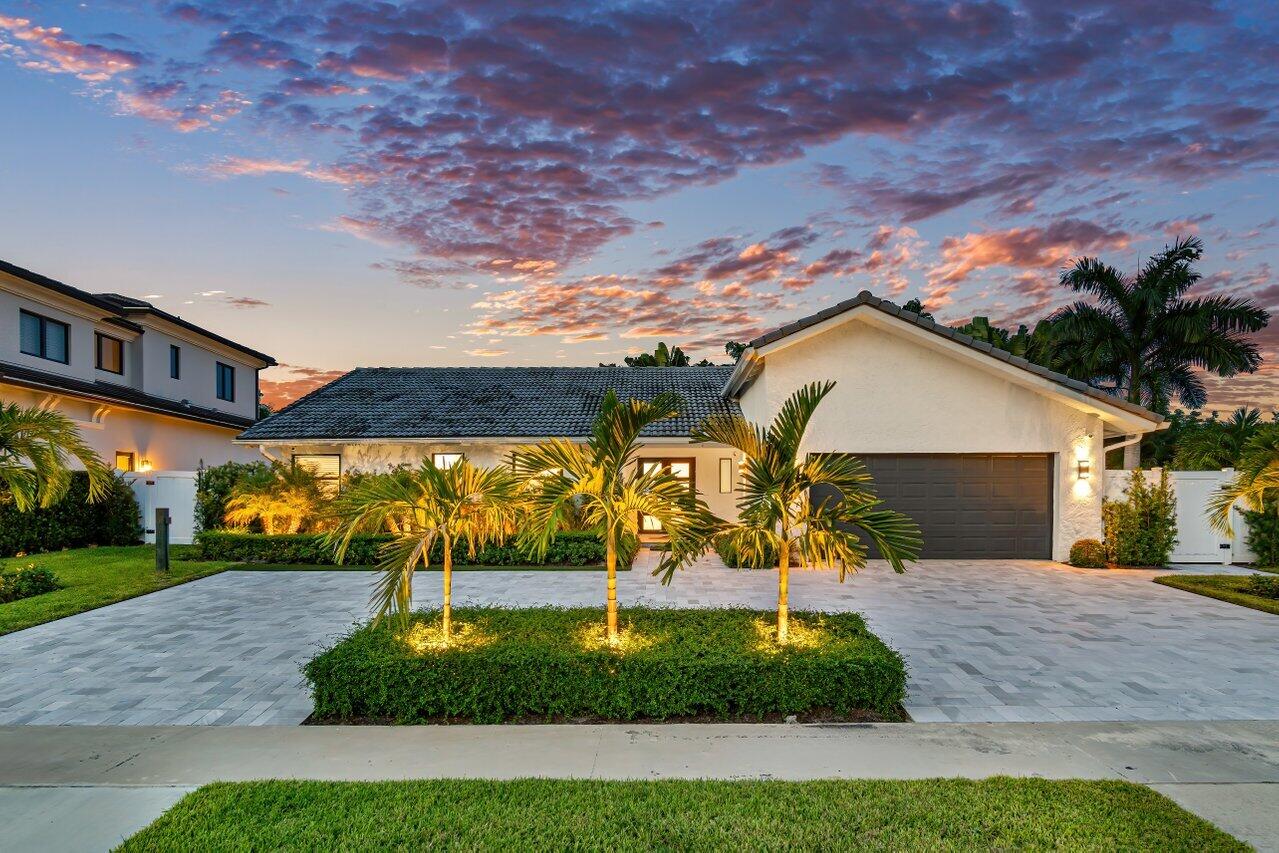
[{"x1": 736, "y1": 313, "x2": 1107, "y2": 561}]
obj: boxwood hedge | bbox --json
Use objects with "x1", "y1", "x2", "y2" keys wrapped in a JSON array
[
  {"x1": 303, "y1": 607, "x2": 906, "y2": 723},
  {"x1": 193, "y1": 530, "x2": 637, "y2": 568}
]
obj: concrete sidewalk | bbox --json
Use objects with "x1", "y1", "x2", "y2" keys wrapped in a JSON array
[{"x1": 1, "y1": 722, "x2": 1276, "y2": 850}]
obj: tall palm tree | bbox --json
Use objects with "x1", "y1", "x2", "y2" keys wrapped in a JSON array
[
  {"x1": 516, "y1": 390, "x2": 704, "y2": 644},
  {"x1": 658, "y1": 381, "x2": 922, "y2": 643},
  {"x1": 224, "y1": 461, "x2": 326, "y2": 535},
  {"x1": 1208, "y1": 425, "x2": 1279, "y2": 535},
  {"x1": 1050, "y1": 237, "x2": 1269, "y2": 412},
  {"x1": 0, "y1": 401, "x2": 110, "y2": 511},
  {"x1": 1172, "y1": 407, "x2": 1263, "y2": 470},
  {"x1": 328, "y1": 459, "x2": 519, "y2": 638}
]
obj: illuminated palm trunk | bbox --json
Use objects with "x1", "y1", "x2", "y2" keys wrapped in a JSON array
[
  {"x1": 441, "y1": 533, "x2": 453, "y2": 641},
  {"x1": 777, "y1": 538, "x2": 790, "y2": 643},
  {"x1": 605, "y1": 534, "x2": 618, "y2": 642}
]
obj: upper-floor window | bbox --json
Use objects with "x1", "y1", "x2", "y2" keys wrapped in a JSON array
[
  {"x1": 95, "y1": 333, "x2": 124, "y2": 375},
  {"x1": 215, "y1": 361, "x2": 235, "y2": 402},
  {"x1": 19, "y1": 310, "x2": 69, "y2": 364},
  {"x1": 169, "y1": 344, "x2": 181, "y2": 379}
]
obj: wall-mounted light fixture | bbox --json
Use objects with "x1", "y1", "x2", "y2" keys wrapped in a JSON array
[
  {"x1": 138, "y1": 458, "x2": 154, "y2": 473},
  {"x1": 1077, "y1": 459, "x2": 1091, "y2": 480}
]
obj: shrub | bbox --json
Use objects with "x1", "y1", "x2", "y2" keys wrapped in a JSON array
[
  {"x1": 1068, "y1": 539, "x2": 1107, "y2": 568},
  {"x1": 1246, "y1": 574, "x2": 1279, "y2": 599},
  {"x1": 0, "y1": 564, "x2": 61, "y2": 603},
  {"x1": 195, "y1": 461, "x2": 269, "y2": 532},
  {"x1": 193, "y1": 530, "x2": 638, "y2": 567},
  {"x1": 304, "y1": 607, "x2": 907, "y2": 723},
  {"x1": 1242, "y1": 504, "x2": 1279, "y2": 569},
  {"x1": 0, "y1": 471, "x2": 141, "y2": 557},
  {"x1": 1102, "y1": 469, "x2": 1177, "y2": 567},
  {"x1": 714, "y1": 536, "x2": 778, "y2": 569}
]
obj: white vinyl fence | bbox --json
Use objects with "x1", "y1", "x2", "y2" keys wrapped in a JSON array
[
  {"x1": 1104, "y1": 468, "x2": 1257, "y2": 565},
  {"x1": 124, "y1": 470, "x2": 199, "y2": 545}
]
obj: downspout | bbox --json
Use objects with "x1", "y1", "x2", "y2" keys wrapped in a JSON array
[{"x1": 257, "y1": 444, "x2": 286, "y2": 464}]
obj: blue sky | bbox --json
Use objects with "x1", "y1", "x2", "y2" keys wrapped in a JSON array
[{"x1": 2, "y1": 1, "x2": 1277, "y2": 409}]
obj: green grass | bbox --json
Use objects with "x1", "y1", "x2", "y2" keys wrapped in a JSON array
[
  {"x1": 1155, "y1": 573, "x2": 1279, "y2": 615},
  {"x1": 228, "y1": 563, "x2": 622, "y2": 572},
  {"x1": 0, "y1": 546, "x2": 232, "y2": 635},
  {"x1": 116, "y1": 778, "x2": 1245, "y2": 852}
]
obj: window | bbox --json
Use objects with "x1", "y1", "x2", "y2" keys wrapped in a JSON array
[
  {"x1": 95, "y1": 333, "x2": 124, "y2": 374},
  {"x1": 432, "y1": 452, "x2": 463, "y2": 468},
  {"x1": 19, "y1": 310, "x2": 69, "y2": 363},
  {"x1": 114, "y1": 451, "x2": 135, "y2": 472},
  {"x1": 216, "y1": 362, "x2": 235, "y2": 401},
  {"x1": 719, "y1": 458, "x2": 734, "y2": 494},
  {"x1": 638, "y1": 458, "x2": 694, "y2": 533},
  {"x1": 169, "y1": 344, "x2": 181, "y2": 379},
  {"x1": 294, "y1": 454, "x2": 341, "y2": 495}
]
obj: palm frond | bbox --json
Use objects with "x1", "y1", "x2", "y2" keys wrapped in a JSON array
[{"x1": 767, "y1": 381, "x2": 835, "y2": 460}]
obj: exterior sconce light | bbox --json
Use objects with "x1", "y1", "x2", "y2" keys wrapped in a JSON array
[
  {"x1": 138, "y1": 458, "x2": 154, "y2": 473},
  {"x1": 1077, "y1": 459, "x2": 1091, "y2": 480}
]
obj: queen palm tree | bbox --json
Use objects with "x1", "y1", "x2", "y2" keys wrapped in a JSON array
[
  {"x1": 328, "y1": 459, "x2": 519, "y2": 638},
  {"x1": 1208, "y1": 425, "x2": 1279, "y2": 535},
  {"x1": 0, "y1": 401, "x2": 110, "y2": 511},
  {"x1": 657, "y1": 381, "x2": 922, "y2": 643},
  {"x1": 224, "y1": 461, "x2": 326, "y2": 535},
  {"x1": 516, "y1": 390, "x2": 704, "y2": 644},
  {"x1": 1050, "y1": 237, "x2": 1268, "y2": 412}
]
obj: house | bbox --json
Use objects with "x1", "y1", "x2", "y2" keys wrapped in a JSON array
[
  {"x1": 1, "y1": 258, "x2": 276, "y2": 472},
  {"x1": 237, "y1": 292, "x2": 1164, "y2": 561}
]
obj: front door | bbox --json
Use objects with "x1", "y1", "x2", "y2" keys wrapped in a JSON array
[{"x1": 638, "y1": 458, "x2": 694, "y2": 534}]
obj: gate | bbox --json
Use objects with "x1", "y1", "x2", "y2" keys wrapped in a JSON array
[{"x1": 125, "y1": 471, "x2": 199, "y2": 545}]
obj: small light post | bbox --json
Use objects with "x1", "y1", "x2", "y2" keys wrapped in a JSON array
[{"x1": 155, "y1": 507, "x2": 171, "y2": 574}]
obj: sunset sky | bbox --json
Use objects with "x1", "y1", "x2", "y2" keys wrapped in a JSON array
[{"x1": 2, "y1": 1, "x2": 1277, "y2": 411}]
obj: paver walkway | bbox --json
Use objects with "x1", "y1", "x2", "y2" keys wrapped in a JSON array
[{"x1": 0, "y1": 557, "x2": 1274, "y2": 725}]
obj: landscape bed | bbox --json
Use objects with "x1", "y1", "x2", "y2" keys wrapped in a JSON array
[
  {"x1": 1154, "y1": 574, "x2": 1279, "y2": 615},
  {"x1": 117, "y1": 777, "x2": 1245, "y2": 852},
  {"x1": 304, "y1": 607, "x2": 906, "y2": 723}
]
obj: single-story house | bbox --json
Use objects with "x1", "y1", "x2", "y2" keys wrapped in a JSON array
[{"x1": 237, "y1": 292, "x2": 1164, "y2": 561}]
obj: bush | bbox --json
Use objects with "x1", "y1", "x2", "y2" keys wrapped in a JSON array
[
  {"x1": 714, "y1": 536, "x2": 779, "y2": 569},
  {"x1": 0, "y1": 472, "x2": 141, "y2": 557},
  {"x1": 1242, "y1": 504, "x2": 1279, "y2": 569},
  {"x1": 303, "y1": 607, "x2": 907, "y2": 723},
  {"x1": 194, "y1": 530, "x2": 638, "y2": 567},
  {"x1": 1068, "y1": 539, "x2": 1107, "y2": 568},
  {"x1": 1102, "y1": 469, "x2": 1178, "y2": 567},
  {"x1": 0, "y1": 564, "x2": 61, "y2": 603},
  {"x1": 1246, "y1": 574, "x2": 1279, "y2": 599},
  {"x1": 195, "y1": 461, "x2": 270, "y2": 533}
]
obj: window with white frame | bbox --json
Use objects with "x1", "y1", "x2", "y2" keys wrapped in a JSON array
[
  {"x1": 293, "y1": 454, "x2": 341, "y2": 495},
  {"x1": 432, "y1": 452, "x2": 463, "y2": 468},
  {"x1": 719, "y1": 458, "x2": 734, "y2": 493}
]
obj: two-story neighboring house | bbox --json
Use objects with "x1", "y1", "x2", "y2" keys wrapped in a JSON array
[{"x1": 1, "y1": 258, "x2": 276, "y2": 472}]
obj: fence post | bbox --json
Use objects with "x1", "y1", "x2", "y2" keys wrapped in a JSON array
[
  {"x1": 155, "y1": 507, "x2": 171, "y2": 574},
  {"x1": 1222, "y1": 468, "x2": 1236, "y2": 566}
]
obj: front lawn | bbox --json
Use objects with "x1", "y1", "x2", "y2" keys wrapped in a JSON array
[
  {"x1": 1154, "y1": 573, "x2": 1279, "y2": 616},
  {"x1": 117, "y1": 778, "x2": 1245, "y2": 852},
  {"x1": 304, "y1": 607, "x2": 906, "y2": 723},
  {"x1": 0, "y1": 546, "x2": 232, "y2": 635}
]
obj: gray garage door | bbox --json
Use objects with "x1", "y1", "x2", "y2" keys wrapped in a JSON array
[{"x1": 812, "y1": 454, "x2": 1053, "y2": 559}]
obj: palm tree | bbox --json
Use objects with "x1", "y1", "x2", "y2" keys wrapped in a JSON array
[
  {"x1": 1050, "y1": 237, "x2": 1268, "y2": 412},
  {"x1": 516, "y1": 390, "x2": 704, "y2": 644},
  {"x1": 223, "y1": 461, "x2": 325, "y2": 534},
  {"x1": 659, "y1": 381, "x2": 922, "y2": 643},
  {"x1": 1208, "y1": 425, "x2": 1279, "y2": 535},
  {"x1": 328, "y1": 459, "x2": 519, "y2": 638},
  {"x1": 1172, "y1": 408, "x2": 1263, "y2": 470},
  {"x1": 0, "y1": 401, "x2": 110, "y2": 511}
]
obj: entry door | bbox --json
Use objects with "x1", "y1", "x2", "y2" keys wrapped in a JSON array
[{"x1": 638, "y1": 458, "x2": 694, "y2": 533}]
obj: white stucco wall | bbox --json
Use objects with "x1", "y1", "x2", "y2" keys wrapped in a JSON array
[
  {"x1": 736, "y1": 316, "x2": 1105, "y2": 561},
  {"x1": 2, "y1": 384, "x2": 261, "y2": 470}
]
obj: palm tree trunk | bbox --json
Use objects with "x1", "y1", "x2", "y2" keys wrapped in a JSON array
[
  {"x1": 605, "y1": 533, "x2": 618, "y2": 643},
  {"x1": 777, "y1": 538, "x2": 790, "y2": 643},
  {"x1": 442, "y1": 532, "x2": 453, "y2": 641}
]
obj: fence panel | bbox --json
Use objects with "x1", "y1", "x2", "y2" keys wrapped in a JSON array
[
  {"x1": 125, "y1": 471, "x2": 199, "y2": 545},
  {"x1": 1104, "y1": 468, "x2": 1254, "y2": 564}
]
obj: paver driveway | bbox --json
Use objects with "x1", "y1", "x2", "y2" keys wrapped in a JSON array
[{"x1": 0, "y1": 557, "x2": 1274, "y2": 725}]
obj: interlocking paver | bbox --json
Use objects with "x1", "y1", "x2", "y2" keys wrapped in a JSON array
[{"x1": 0, "y1": 556, "x2": 1274, "y2": 725}]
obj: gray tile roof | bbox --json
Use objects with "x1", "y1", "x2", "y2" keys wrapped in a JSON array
[
  {"x1": 748, "y1": 291, "x2": 1164, "y2": 424},
  {"x1": 238, "y1": 366, "x2": 740, "y2": 441}
]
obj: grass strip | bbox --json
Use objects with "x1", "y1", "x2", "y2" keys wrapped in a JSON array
[{"x1": 1154, "y1": 573, "x2": 1279, "y2": 615}]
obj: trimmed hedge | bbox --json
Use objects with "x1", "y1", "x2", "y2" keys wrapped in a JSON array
[
  {"x1": 1069, "y1": 539, "x2": 1107, "y2": 569},
  {"x1": 194, "y1": 530, "x2": 638, "y2": 568},
  {"x1": 0, "y1": 472, "x2": 141, "y2": 557},
  {"x1": 1242, "y1": 505, "x2": 1279, "y2": 569},
  {"x1": 303, "y1": 607, "x2": 907, "y2": 723},
  {"x1": 0, "y1": 564, "x2": 61, "y2": 603},
  {"x1": 714, "y1": 537, "x2": 778, "y2": 569}
]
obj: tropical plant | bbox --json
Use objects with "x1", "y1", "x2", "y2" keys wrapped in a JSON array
[
  {"x1": 660, "y1": 381, "x2": 922, "y2": 643},
  {"x1": 0, "y1": 402, "x2": 110, "y2": 511},
  {"x1": 1102, "y1": 469, "x2": 1177, "y2": 567},
  {"x1": 1068, "y1": 539, "x2": 1107, "y2": 569},
  {"x1": 1049, "y1": 237, "x2": 1269, "y2": 412},
  {"x1": 1170, "y1": 408, "x2": 1264, "y2": 470},
  {"x1": 223, "y1": 461, "x2": 327, "y2": 535},
  {"x1": 327, "y1": 459, "x2": 520, "y2": 638},
  {"x1": 515, "y1": 391, "x2": 705, "y2": 644},
  {"x1": 195, "y1": 460, "x2": 270, "y2": 532},
  {"x1": 724, "y1": 340, "x2": 748, "y2": 360},
  {"x1": 902, "y1": 298, "x2": 933, "y2": 319},
  {"x1": 1208, "y1": 425, "x2": 1279, "y2": 536}
]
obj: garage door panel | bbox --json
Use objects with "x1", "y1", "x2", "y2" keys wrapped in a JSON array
[{"x1": 813, "y1": 453, "x2": 1053, "y2": 560}]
